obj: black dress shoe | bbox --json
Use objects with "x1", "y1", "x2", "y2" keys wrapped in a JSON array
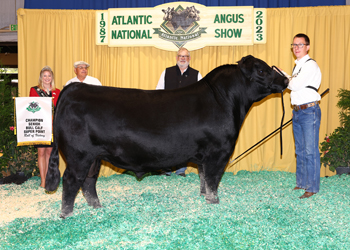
[
  {"x1": 299, "y1": 192, "x2": 316, "y2": 199},
  {"x1": 178, "y1": 173, "x2": 186, "y2": 177}
]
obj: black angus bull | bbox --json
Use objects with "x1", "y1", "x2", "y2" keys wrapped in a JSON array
[{"x1": 46, "y1": 55, "x2": 288, "y2": 218}]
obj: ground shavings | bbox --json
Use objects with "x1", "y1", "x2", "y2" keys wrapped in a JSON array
[{"x1": 0, "y1": 171, "x2": 350, "y2": 249}]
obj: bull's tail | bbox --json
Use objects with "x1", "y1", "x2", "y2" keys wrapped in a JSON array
[{"x1": 45, "y1": 141, "x2": 61, "y2": 191}]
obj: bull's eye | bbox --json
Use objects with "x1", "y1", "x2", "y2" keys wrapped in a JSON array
[{"x1": 257, "y1": 70, "x2": 264, "y2": 76}]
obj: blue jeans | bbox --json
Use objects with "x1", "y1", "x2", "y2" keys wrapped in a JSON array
[
  {"x1": 166, "y1": 166, "x2": 187, "y2": 175},
  {"x1": 292, "y1": 104, "x2": 321, "y2": 193}
]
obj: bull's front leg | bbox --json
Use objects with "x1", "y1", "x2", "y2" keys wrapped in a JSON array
[
  {"x1": 202, "y1": 160, "x2": 227, "y2": 204},
  {"x1": 82, "y1": 159, "x2": 102, "y2": 209},
  {"x1": 204, "y1": 182, "x2": 219, "y2": 204},
  {"x1": 198, "y1": 163, "x2": 220, "y2": 203}
]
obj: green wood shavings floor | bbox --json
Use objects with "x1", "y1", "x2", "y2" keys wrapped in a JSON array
[{"x1": 1, "y1": 171, "x2": 349, "y2": 249}]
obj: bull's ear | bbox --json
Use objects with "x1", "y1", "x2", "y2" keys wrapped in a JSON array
[{"x1": 238, "y1": 55, "x2": 255, "y2": 79}]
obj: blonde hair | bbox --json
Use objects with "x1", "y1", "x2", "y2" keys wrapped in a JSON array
[{"x1": 38, "y1": 66, "x2": 56, "y2": 91}]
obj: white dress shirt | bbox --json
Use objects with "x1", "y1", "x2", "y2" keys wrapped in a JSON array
[
  {"x1": 285, "y1": 54, "x2": 321, "y2": 105},
  {"x1": 65, "y1": 75, "x2": 102, "y2": 86}
]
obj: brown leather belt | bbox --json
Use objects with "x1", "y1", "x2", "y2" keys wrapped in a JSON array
[{"x1": 293, "y1": 101, "x2": 319, "y2": 111}]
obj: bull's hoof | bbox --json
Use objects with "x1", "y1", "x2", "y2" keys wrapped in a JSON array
[
  {"x1": 93, "y1": 203, "x2": 102, "y2": 209},
  {"x1": 206, "y1": 197, "x2": 220, "y2": 204},
  {"x1": 200, "y1": 192, "x2": 206, "y2": 197},
  {"x1": 45, "y1": 185, "x2": 58, "y2": 192},
  {"x1": 60, "y1": 211, "x2": 73, "y2": 219},
  {"x1": 86, "y1": 198, "x2": 102, "y2": 208},
  {"x1": 45, "y1": 189, "x2": 57, "y2": 194},
  {"x1": 60, "y1": 205, "x2": 74, "y2": 219}
]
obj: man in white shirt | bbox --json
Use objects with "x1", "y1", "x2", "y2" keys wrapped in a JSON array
[
  {"x1": 284, "y1": 33, "x2": 322, "y2": 199},
  {"x1": 65, "y1": 61, "x2": 102, "y2": 86}
]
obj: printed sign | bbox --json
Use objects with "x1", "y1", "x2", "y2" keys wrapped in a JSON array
[
  {"x1": 254, "y1": 8, "x2": 266, "y2": 44},
  {"x1": 96, "y1": 2, "x2": 266, "y2": 51},
  {"x1": 15, "y1": 97, "x2": 53, "y2": 146}
]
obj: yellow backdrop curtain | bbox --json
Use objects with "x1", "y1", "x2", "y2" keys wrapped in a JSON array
[{"x1": 17, "y1": 6, "x2": 350, "y2": 177}]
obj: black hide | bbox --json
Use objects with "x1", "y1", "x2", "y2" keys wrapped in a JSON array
[{"x1": 46, "y1": 55, "x2": 289, "y2": 218}]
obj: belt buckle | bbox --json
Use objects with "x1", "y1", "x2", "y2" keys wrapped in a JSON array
[
  {"x1": 308, "y1": 102, "x2": 316, "y2": 109},
  {"x1": 293, "y1": 105, "x2": 299, "y2": 111}
]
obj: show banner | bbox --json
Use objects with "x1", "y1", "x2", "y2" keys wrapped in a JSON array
[
  {"x1": 96, "y1": 2, "x2": 266, "y2": 51},
  {"x1": 15, "y1": 97, "x2": 52, "y2": 146}
]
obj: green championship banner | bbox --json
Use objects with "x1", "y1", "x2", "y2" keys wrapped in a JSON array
[{"x1": 96, "y1": 2, "x2": 266, "y2": 51}]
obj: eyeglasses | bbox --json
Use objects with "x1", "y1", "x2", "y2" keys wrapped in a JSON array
[
  {"x1": 291, "y1": 43, "x2": 309, "y2": 49},
  {"x1": 177, "y1": 55, "x2": 189, "y2": 59},
  {"x1": 77, "y1": 66, "x2": 88, "y2": 70}
]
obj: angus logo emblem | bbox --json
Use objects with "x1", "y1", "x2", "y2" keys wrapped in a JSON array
[
  {"x1": 26, "y1": 101, "x2": 41, "y2": 113},
  {"x1": 153, "y1": 5, "x2": 207, "y2": 48}
]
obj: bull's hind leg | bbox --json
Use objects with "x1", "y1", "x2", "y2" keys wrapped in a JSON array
[
  {"x1": 61, "y1": 168, "x2": 81, "y2": 218},
  {"x1": 60, "y1": 159, "x2": 92, "y2": 219},
  {"x1": 82, "y1": 159, "x2": 102, "y2": 209},
  {"x1": 197, "y1": 165, "x2": 206, "y2": 197}
]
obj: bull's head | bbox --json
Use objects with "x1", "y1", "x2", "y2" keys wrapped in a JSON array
[{"x1": 238, "y1": 55, "x2": 289, "y2": 93}]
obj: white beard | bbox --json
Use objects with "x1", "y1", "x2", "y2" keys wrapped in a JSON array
[{"x1": 177, "y1": 61, "x2": 189, "y2": 70}]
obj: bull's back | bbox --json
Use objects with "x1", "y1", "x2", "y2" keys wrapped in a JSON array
[{"x1": 56, "y1": 82, "x2": 225, "y2": 130}]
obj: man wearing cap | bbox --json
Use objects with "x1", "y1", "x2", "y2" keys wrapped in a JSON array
[{"x1": 65, "y1": 61, "x2": 102, "y2": 86}]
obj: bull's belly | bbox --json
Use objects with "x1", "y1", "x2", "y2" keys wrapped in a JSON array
[{"x1": 100, "y1": 154, "x2": 197, "y2": 172}]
